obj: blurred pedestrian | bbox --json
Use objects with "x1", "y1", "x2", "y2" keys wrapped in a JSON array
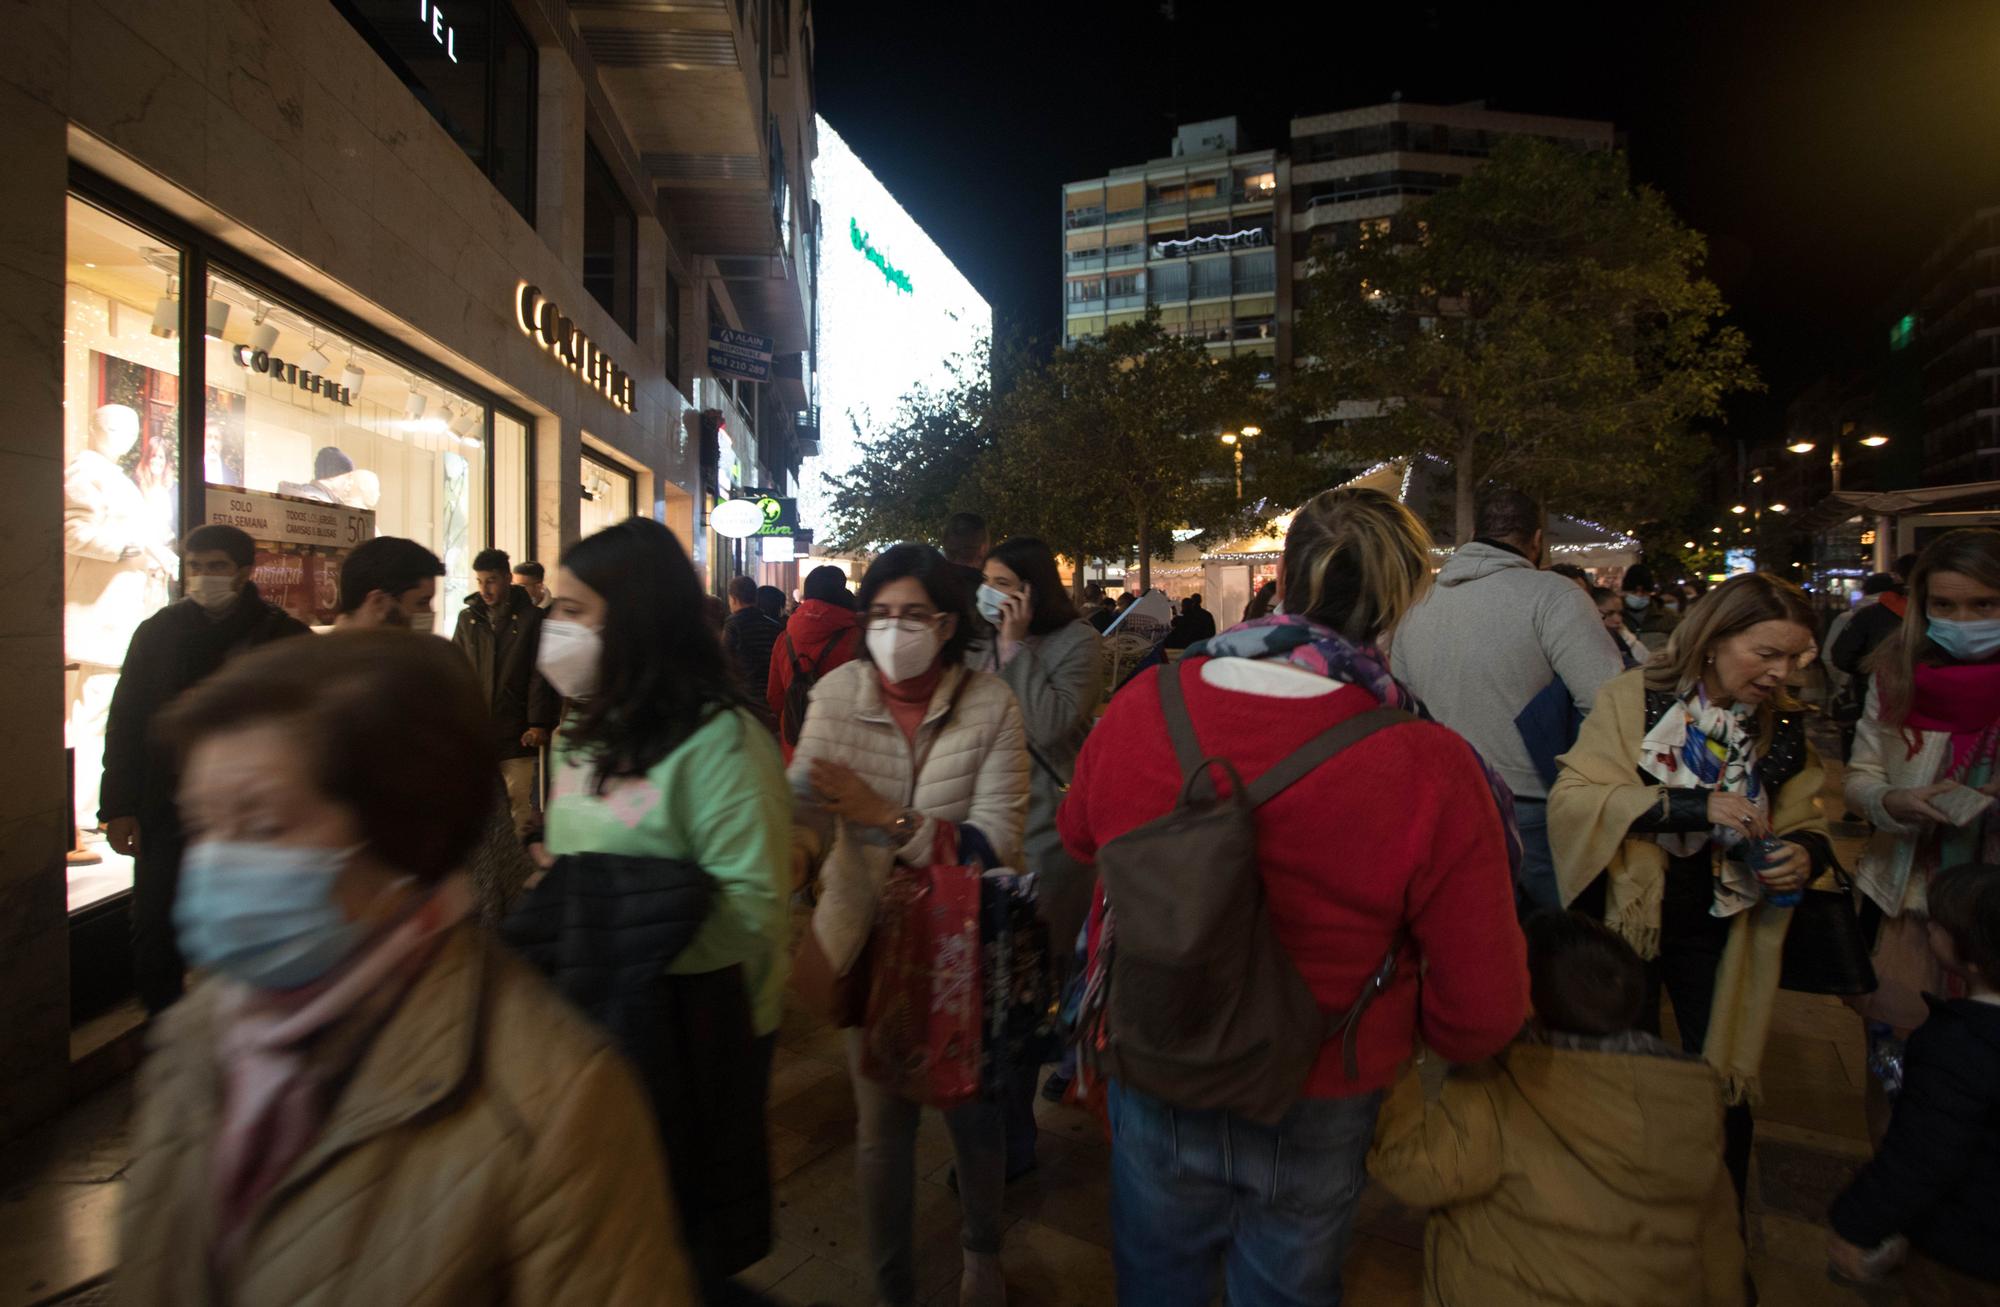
[
  {"x1": 791, "y1": 543, "x2": 1029, "y2": 1307},
  {"x1": 942, "y1": 511, "x2": 993, "y2": 655},
  {"x1": 1062, "y1": 487, "x2": 1528, "y2": 1307},
  {"x1": 333, "y1": 536, "x2": 444, "y2": 631},
  {"x1": 1370, "y1": 911, "x2": 1746, "y2": 1306},
  {"x1": 1243, "y1": 578, "x2": 1279, "y2": 622},
  {"x1": 451, "y1": 549, "x2": 557, "y2": 839},
  {"x1": 1551, "y1": 572, "x2": 1830, "y2": 1204},
  {"x1": 1164, "y1": 593, "x2": 1217, "y2": 650},
  {"x1": 1843, "y1": 530, "x2": 2000, "y2": 1136},
  {"x1": 539, "y1": 518, "x2": 792, "y2": 1293},
  {"x1": 1392, "y1": 489, "x2": 1621, "y2": 913},
  {"x1": 1620, "y1": 564, "x2": 1681, "y2": 653},
  {"x1": 512, "y1": 560, "x2": 552, "y2": 608},
  {"x1": 977, "y1": 536, "x2": 1103, "y2": 1171},
  {"x1": 1594, "y1": 585, "x2": 1648, "y2": 670},
  {"x1": 1827, "y1": 862, "x2": 2000, "y2": 1302},
  {"x1": 101, "y1": 524, "x2": 309, "y2": 1013},
  {"x1": 1550, "y1": 562, "x2": 1592, "y2": 590},
  {"x1": 768, "y1": 564, "x2": 862, "y2": 762},
  {"x1": 723, "y1": 575, "x2": 782, "y2": 713},
  {"x1": 117, "y1": 631, "x2": 693, "y2": 1306},
  {"x1": 1833, "y1": 553, "x2": 1918, "y2": 684}
]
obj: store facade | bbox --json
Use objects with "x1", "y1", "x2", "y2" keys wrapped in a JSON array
[{"x1": 1, "y1": 0, "x2": 722, "y2": 1136}]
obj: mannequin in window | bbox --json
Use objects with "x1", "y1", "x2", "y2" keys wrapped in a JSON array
[{"x1": 64, "y1": 403, "x2": 175, "y2": 841}]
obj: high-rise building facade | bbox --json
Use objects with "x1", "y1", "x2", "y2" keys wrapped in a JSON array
[
  {"x1": 1911, "y1": 207, "x2": 2000, "y2": 485},
  {"x1": 1062, "y1": 118, "x2": 1281, "y2": 381},
  {"x1": 1061, "y1": 103, "x2": 1615, "y2": 376}
]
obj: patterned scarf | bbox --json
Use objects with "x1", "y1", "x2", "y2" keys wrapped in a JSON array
[
  {"x1": 1637, "y1": 688, "x2": 1766, "y2": 917},
  {"x1": 1188, "y1": 614, "x2": 1524, "y2": 880}
]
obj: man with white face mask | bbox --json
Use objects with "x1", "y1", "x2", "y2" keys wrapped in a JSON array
[
  {"x1": 100, "y1": 523, "x2": 309, "y2": 1012},
  {"x1": 332, "y1": 535, "x2": 446, "y2": 633}
]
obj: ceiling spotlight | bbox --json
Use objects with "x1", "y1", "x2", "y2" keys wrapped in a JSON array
[
  {"x1": 301, "y1": 337, "x2": 330, "y2": 375},
  {"x1": 248, "y1": 303, "x2": 277, "y2": 353},
  {"x1": 405, "y1": 391, "x2": 427, "y2": 420},
  {"x1": 205, "y1": 294, "x2": 230, "y2": 339},
  {"x1": 341, "y1": 360, "x2": 365, "y2": 395},
  {"x1": 150, "y1": 274, "x2": 180, "y2": 338},
  {"x1": 450, "y1": 407, "x2": 482, "y2": 438}
]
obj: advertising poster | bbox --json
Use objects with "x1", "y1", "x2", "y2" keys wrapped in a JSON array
[
  {"x1": 92, "y1": 350, "x2": 180, "y2": 539},
  {"x1": 205, "y1": 485, "x2": 375, "y2": 626}
]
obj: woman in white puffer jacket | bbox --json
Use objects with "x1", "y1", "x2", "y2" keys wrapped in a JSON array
[{"x1": 790, "y1": 542, "x2": 1029, "y2": 1307}]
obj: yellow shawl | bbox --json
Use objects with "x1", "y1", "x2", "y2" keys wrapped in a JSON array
[{"x1": 1549, "y1": 668, "x2": 1827, "y2": 1104}]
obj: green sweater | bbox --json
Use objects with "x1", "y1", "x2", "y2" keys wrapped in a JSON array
[{"x1": 545, "y1": 707, "x2": 792, "y2": 1035}]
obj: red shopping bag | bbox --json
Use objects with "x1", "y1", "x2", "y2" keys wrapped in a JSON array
[{"x1": 861, "y1": 826, "x2": 984, "y2": 1108}]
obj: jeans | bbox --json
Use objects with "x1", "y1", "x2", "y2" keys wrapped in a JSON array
[
  {"x1": 1513, "y1": 797, "x2": 1559, "y2": 915},
  {"x1": 1108, "y1": 1081, "x2": 1382, "y2": 1307},
  {"x1": 845, "y1": 1032, "x2": 1006, "y2": 1306}
]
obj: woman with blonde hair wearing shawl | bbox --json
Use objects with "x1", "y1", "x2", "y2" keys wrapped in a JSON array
[{"x1": 1550, "y1": 571, "x2": 1830, "y2": 1204}]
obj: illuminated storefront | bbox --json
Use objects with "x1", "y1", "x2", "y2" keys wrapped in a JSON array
[{"x1": 61, "y1": 184, "x2": 534, "y2": 916}]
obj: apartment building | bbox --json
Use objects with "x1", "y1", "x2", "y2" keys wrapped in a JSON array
[
  {"x1": 1062, "y1": 118, "x2": 1282, "y2": 380},
  {"x1": 1912, "y1": 207, "x2": 2000, "y2": 485},
  {"x1": 1061, "y1": 103, "x2": 1615, "y2": 376}
]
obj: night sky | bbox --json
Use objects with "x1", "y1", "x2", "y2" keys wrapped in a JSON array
[{"x1": 815, "y1": 0, "x2": 2000, "y2": 437}]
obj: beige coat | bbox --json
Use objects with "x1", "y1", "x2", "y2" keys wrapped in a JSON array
[
  {"x1": 790, "y1": 659, "x2": 1029, "y2": 971},
  {"x1": 1369, "y1": 1040, "x2": 1746, "y2": 1307},
  {"x1": 1843, "y1": 677, "x2": 1952, "y2": 916},
  {"x1": 117, "y1": 925, "x2": 696, "y2": 1307}
]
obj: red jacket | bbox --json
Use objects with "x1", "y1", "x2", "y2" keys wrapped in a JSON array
[
  {"x1": 1058, "y1": 661, "x2": 1528, "y2": 1098},
  {"x1": 768, "y1": 600, "x2": 862, "y2": 761}
]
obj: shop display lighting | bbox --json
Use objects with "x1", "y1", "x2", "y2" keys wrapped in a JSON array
[
  {"x1": 249, "y1": 303, "x2": 278, "y2": 354},
  {"x1": 151, "y1": 274, "x2": 180, "y2": 339},
  {"x1": 341, "y1": 358, "x2": 365, "y2": 396},
  {"x1": 405, "y1": 390, "x2": 427, "y2": 421}
]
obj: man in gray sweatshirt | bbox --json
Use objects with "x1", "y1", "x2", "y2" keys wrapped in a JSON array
[{"x1": 1390, "y1": 489, "x2": 1622, "y2": 913}]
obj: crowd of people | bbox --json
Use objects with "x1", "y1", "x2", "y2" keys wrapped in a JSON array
[{"x1": 92, "y1": 488, "x2": 2000, "y2": 1305}]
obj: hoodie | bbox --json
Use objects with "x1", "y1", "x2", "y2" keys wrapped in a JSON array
[
  {"x1": 1369, "y1": 1034, "x2": 1746, "y2": 1306},
  {"x1": 1830, "y1": 995, "x2": 2000, "y2": 1280},
  {"x1": 767, "y1": 599, "x2": 861, "y2": 760},
  {"x1": 1389, "y1": 541, "x2": 1621, "y2": 799}
]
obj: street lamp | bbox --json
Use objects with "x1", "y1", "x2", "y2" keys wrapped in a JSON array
[
  {"x1": 1786, "y1": 424, "x2": 1889, "y2": 493},
  {"x1": 1221, "y1": 427, "x2": 1259, "y2": 500}
]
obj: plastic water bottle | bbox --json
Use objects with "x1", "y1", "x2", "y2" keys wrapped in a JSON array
[{"x1": 1748, "y1": 837, "x2": 1801, "y2": 908}]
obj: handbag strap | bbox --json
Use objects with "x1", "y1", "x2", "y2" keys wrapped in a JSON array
[{"x1": 1327, "y1": 927, "x2": 1411, "y2": 1080}]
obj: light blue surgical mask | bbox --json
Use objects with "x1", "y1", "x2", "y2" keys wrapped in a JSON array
[
  {"x1": 1928, "y1": 616, "x2": 2000, "y2": 663},
  {"x1": 1623, "y1": 593, "x2": 1651, "y2": 613},
  {"x1": 174, "y1": 841, "x2": 368, "y2": 990},
  {"x1": 975, "y1": 583, "x2": 1010, "y2": 626}
]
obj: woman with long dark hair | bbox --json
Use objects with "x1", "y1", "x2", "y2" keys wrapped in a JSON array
[
  {"x1": 536, "y1": 517, "x2": 792, "y2": 1293},
  {"x1": 792, "y1": 543, "x2": 1029, "y2": 1307}
]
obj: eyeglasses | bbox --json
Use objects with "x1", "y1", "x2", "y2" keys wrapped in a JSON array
[{"x1": 865, "y1": 608, "x2": 940, "y2": 632}]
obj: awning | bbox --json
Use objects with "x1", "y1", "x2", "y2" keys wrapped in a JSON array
[{"x1": 1794, "y1": 480, "x2": 2000, "y2": 536}]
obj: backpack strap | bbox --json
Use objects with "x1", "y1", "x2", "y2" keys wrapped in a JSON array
[
  {"x1": 1245, "y1": 706, "x2": 1414, "y2": 808},
  {"x1": 1155, "y1": 660, "x2": 1209, "y2": 787}
]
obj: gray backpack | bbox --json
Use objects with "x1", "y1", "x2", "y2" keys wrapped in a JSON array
[{"x1": 1087, "y1": 660, "x2": 1412, "y2": 1125}]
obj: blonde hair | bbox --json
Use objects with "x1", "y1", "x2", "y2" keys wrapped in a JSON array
[
  {"x1": 1646, "y1": 572, "x2": 1817, "y2": 738},
  {"x1": 1871, "y1": 528, "x2": 2000, "y2": 728},
  {"x1": 1278, "y1": 487, "x2": 1433, "y2": 643}
]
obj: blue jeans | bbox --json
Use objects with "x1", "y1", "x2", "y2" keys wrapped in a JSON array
[
  {"x1": 1513, "y1": 797, "x2": 1559, "y2": 914},
  {"x1": 1108, "y1": 1082, "x2": 1382, "y2": 1307}
]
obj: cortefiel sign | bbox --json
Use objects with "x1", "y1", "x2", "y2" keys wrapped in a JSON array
[
  {"x1": 233, "y1": 345, "x2": 355, "y2": 407},
  {"x1": 516, "y1": 283, "x2": 636, "y2": 412},
  {"x1": 708, "y1": 325, "x2": 775, "y2": 383}
]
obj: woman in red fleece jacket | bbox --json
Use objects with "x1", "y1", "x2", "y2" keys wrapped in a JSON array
[
  {"x1": 767, "y1": 565, "x2": 862, "y2": 762},
  {"x1": 1059, "y1": 487, "x2": 1528, "y2": 1307}
]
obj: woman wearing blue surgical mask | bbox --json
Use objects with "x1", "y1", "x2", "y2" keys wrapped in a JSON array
[
  {"x1": 978, "y1": 538, "x2": 1101, "y2": 1141},
  {"x1": 1844, "y1": 528, "x2": 2000, "y2": 1133},
  {"x1": 790, "y1": 542, "x2": 1029, "y2": 1307},
  {"x1": 536, "y1": 516, "x2": 792, "y2": 1296},
  {"x1": 118, "y1": 630, "x2": 693, "y2": 1305}
]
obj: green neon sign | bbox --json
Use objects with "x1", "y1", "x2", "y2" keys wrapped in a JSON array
[
  {"x1": 1889, "y1": 313, "x2": 1915, "y2": 351},
  {"x1": 850, "y1": 217, "x2": 914, "y2": 295}
]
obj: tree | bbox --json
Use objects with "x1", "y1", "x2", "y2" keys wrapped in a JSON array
[
  {"x1": 821, "y1": 346, "x2": 995, "y2": 551},
  {"x1": 1292, "y1": 137, "x2": 1759, "y2": 544}
]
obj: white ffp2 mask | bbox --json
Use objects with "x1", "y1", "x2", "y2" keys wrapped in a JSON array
[
  {"x1": 536, "y1": 619, "x2": 602, "y2": 698},
  {"x1": 867, "y1": 622, "x2": 944, "y2": 683}
]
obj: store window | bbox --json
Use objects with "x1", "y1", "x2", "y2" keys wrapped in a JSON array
[
  {"x1": 583, "y1": 140, "x2": 638, "y2": 338},
  {"x1": 494, "y1": 411, "x2": 531, "y2": 564},
  {"x1": 205, "y1": 269, "x2": 489, "y2": 625},
  {"x1": 580, "y1": 451, "x2": 636, "y2": 539},
  {"x1": 62, "y1": 198, "x2": 184, "y2": 911}
]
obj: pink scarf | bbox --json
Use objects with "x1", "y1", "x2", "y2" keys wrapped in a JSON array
[
  {"x1": 1906, "y1": 662, "x2": 2000, "y2": 776},
  {"x1": 208, "y1": 874, "x2": 473, "y2": 1270}
]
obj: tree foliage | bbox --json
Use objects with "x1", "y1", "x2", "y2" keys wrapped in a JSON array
[
  {"x1": 825, "y1": 314, "x2": 1326, "y2": 591},
  {"x1": 1291, "y1": 137, "x2": 1759, "y2": 544}
]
